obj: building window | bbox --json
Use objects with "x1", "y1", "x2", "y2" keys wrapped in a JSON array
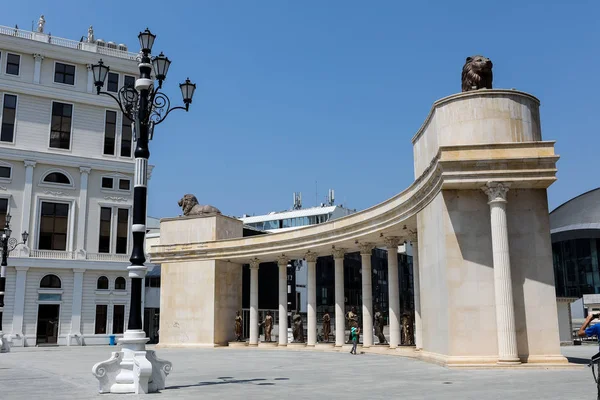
[
  {"x1": 43, "y1": 172, "x2": 71, "y2": 185},
  {"x1": 54, "y1": 63, "x2": 75, "y2": 85},
  {"x1": 95, "y1": 305, "x2": 108, "y2": 334},
  {"x1": 101, "y1": 177, "x2": 113, "y2": 189},
  {"x1": 145, "y1": 276, "x2": 161, "y2": 288},
  {"x1": 0, "y1": 167, "x2": 10, "y2": 179},
  {"x1": 120, "y1": 114, "x2": 132, "y2": 157},
  {"x1": 115, "y1": 277, "x2": 126, "y2": 290},
  {"x1": 98, "y1": 207, "x2": 111, "y2": 253},
  {"x1": 0, "y1": 198, "x2": 8, "y2": 230},
  {"x1": 103, "y1": 110, "x2": 117, "y2": 155},
  {"x1": 40, "y1": 274, "x2": 61, "y2": 288},
  {"x1": 118, "y1": 179, "x2": 130, "y2": 191},
  {"x1": 107, "y1": 72, "x2": 119, "y2": 93},
  {"x1": 6, "y1": 53, "x2": 20, "y2": 75},
  {"x1": 112, "y1": 305, "x2": 125, "y2": 334},
  {"x1": 1, "y1": 94, "x2": 17, "y2": 142},
  {"x1": 38, "y1": 202, "x2": 69, "y2": 251},
  {"x1": 50, "y1": 102, "x2": 72, "y2": 149},
  {"x1": 124, "y1": 75, "x2": 135, "y2": 88},
  {"x1": 116, "y1": 209, "x2": 129, "y2": 254},
  {"x1": 97, "y1": 276, "x2": 109, "y2": 290}
]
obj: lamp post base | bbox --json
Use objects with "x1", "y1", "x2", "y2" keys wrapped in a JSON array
[
  {"x1": 0, "y1": 332, "x2": 11, "y2": 353},
  {"x1": 92, "y1": 330, "x2": 172, "y2": 394}
]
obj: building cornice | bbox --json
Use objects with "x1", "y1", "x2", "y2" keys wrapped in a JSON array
[
  {"x1": 0, "y1": 79, "x2": 123, "y2": 109},
  {"x1": 0, "y1": 147, "x2": 144, "y2": 174}
]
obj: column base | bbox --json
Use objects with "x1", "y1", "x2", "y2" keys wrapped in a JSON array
[
  {"x1": 497, "y1": 359, "x2": 522, "y2": 365},
  {"x1": 92, "y1": 330, "x2": 172, "y2": 394},
  {"x1": 0, "y1": 332, "x2": 11, "y2": 353},
  {"x1": 258, "y1": 341, "x2": 278, "y2": 348}
]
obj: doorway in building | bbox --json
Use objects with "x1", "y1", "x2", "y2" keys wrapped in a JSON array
[{"x1": 36, "y1": 304, "x2": 60, "y2": 345}]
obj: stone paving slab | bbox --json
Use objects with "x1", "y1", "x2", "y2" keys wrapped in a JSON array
[{"x1": 0, "y1": 345, "x2": 597, "y2": 399}]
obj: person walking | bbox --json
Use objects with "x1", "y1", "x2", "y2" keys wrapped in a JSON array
[{"x1": 350, "y1": 326, "x2": 361, "y2": 355}]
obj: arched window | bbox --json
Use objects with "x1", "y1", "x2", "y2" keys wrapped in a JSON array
[
  {"x1": 97, "y1": 276, "x2": 109, "y2": 290},
  {"x1": 43, "y1": 172, "x2": 71, "y2": 185},
  {"x1": 115, "y1": 277, "x2": 126, "y2": 290},
  {"x1": 40, "y1": 274, "x2": 61, "y2": 288}
]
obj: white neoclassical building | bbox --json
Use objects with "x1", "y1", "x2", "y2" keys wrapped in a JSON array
[{"x1": 0, "y1": 20, "x2": 152, "y2": 346}]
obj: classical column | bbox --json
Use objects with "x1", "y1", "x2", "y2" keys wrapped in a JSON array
[
  {"x1": 33, "y1": 54, "x2": 44, "y2": 84},
  {"x1": 483, "y1": 182, "x2": 520, "y2": 364},
  {"x1": 305, "y1": 251, "x2": 318, "y2": 346},
  {"x1": 359, "y1": 243, "x2": 375, "y2": 347},
  {"x1": 277, "y1": 255, "x2": 288, "y2": 346},
  {"x1": 12, "y1": 267, "x2": 28, "y2": 342},
  {"x1": 20, "y1": 161, "x2": 36, "y2": 250},
  {"x1": 384, "y1": 237, "x2": 401, "y2": 348},
  {"x1": 410, "y1": 235, "x2": 422, "y2": 350},
  {"x1": 332, "y1": 248, "x2": 346, "y2": 347},
  {"x1": 69, "y1": 269, "x2": 85, "y2": 345},
  {"x1": 249, "y1": 258, "x2": 260, "y2": 346},
  {"x1": 86, "y1": 64, "x2": 94, "y2": 93},
  {"x1": 76, "y1": 167, "x2": 91, "y2": 258}
]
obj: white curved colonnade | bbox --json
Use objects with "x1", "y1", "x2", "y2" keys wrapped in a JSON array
[{"x1": 151, "y1": 90, "x2": 566, "y2": 366}]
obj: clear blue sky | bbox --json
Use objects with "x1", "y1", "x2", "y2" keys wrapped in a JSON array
[{"x1": 4, "y1": 1, "x2": 599, "y2": 218}]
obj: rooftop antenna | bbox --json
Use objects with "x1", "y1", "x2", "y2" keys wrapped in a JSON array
[{"x1": 328, "y1": 189, "x2": 335, "y2": 206}]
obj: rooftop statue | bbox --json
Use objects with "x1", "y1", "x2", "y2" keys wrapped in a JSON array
[
  {"x1": 87, "y1": 26, "x2": 95, "y2": 43},
  {"x1": 461, "y1": 55, "x2": 493, "y2": 92},
  {"x1": 37, "y1": 15, "x2": 45, "y2": 33},
  {"x1": 178, "y1": 194, "x2": 221, "y2": 216}
]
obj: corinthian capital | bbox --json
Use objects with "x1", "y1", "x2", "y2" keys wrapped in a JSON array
[
  {"x1": 383, "y1": 236, "x2": 402, "y2": 249},
  {"x1": 304, "y1": 251, "x2": 318, "y2": 263},
  {"x1": 482, "y1": 182, "x2": 510, "y2": 204},
  {"x1": 249, "y1": 258, "x2": 260, "y2": 269},
  {"x1": 358, "y1": 243, "x2": 375, "y2": 256},
  {"x1": 332, "y1": 248, "x2": 346, "y2": 260},
  {"x1": 276, "y1": 255, "x2": 288, "y2": 266}
]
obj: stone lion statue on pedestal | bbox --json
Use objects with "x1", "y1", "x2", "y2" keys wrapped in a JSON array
[
  {"x1": 177, "y1": 194, "x2": 221, "y2": 216},
  {"x1": 461, "y1": 55, "x2": 493, "y2": 92}
]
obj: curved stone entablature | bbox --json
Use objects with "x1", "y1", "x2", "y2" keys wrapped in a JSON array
[{"x1": 150, "y1": 90, "x2": 558, "y2": 265}]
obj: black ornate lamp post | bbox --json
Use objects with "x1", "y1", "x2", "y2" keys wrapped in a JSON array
[
  {"x1": 91, "y1": 28, "x2": 194, "y2": 394},
  {"x1": 0, "y1": 214, "x2": 28, "y2": 352}
]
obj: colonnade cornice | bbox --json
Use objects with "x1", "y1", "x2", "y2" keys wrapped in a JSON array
[{"x1": 150, "y1": 141, "x2": 557, "y2": 264}]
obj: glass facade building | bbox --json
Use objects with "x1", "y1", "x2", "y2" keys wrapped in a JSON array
[{"x1": 553, "y1": 239, "x2": 600, "y2": 298}]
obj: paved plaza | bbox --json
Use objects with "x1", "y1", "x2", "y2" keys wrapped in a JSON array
[{"x1": 0, "y1": 345, "x2": 597, "y2": 399}]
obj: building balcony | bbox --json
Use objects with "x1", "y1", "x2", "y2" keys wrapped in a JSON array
[{"x1": 15, "y1": 249, "x2": 131, "y2": 262}]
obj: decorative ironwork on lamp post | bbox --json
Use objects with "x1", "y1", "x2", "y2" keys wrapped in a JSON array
[
  {"x1": 0, "y1": 214, "x2": 29, "y2": 351},
  {"x1": 90, "y1": 28, "x2": 194, "y2": 394}
]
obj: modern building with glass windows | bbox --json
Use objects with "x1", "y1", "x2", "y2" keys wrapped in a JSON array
[
  {"x1": 0, "y1": 19, "x2": 150, "y2": 346},
  {"x1": 550, "y1": 187, "x2": 600, "y2": 342}
]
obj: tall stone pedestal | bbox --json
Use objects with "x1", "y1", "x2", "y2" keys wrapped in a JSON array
[
  {"x1": 157, "y1": 214, "x2": 243, "y2": 347},
  {"x1": 413, "y1": 90, "x2": 566, "y2": 366}
]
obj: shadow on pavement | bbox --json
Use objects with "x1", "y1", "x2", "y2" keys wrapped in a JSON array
[
  {"x1": 566, "y1": 357, "x2": 591, "y2": 365},
  {"x1": 168, "y1": 376, "x2": 290, "y2": 390}
]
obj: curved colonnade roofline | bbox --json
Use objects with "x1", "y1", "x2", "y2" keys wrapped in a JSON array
[{"x1": 150, "y1": 89, "x2": 559, "y2": 264}]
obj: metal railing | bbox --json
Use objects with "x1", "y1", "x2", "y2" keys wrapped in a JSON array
[{"x1": 0, "y1": 25, "x2": 139, "y2": 60}]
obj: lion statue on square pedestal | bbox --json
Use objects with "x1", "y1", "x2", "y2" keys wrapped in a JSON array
[
  {"x1": 461, "y1": 55, "x2": 493, "y2": 92},
  {"x1": 177, "y1": 194, "x2": 221, "y2": 216}
]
